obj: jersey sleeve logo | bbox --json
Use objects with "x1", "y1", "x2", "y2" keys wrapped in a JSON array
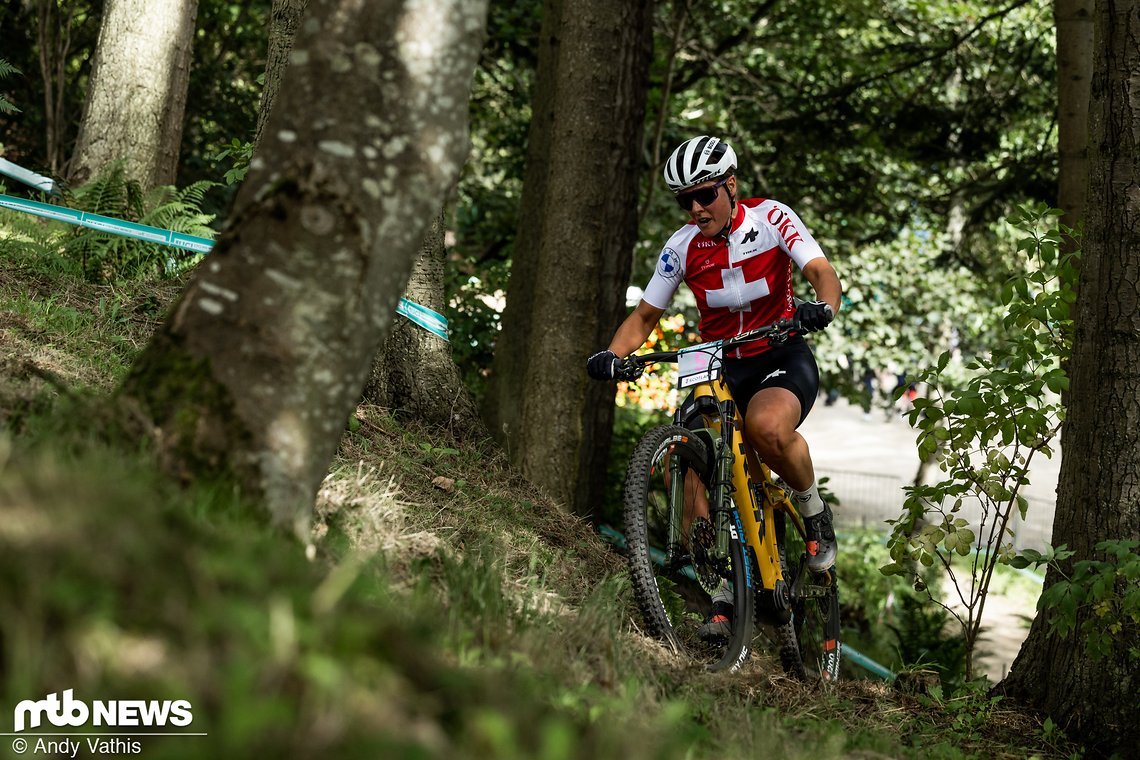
[
  {"x1": 656, "y1": 248, "x2": 682, "y2": 281},
  {"x1": 765, "y1": 206, "x2": 804, "y2": 250}
]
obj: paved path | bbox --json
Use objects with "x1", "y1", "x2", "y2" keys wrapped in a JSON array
[
  {"x1": 800, "y1": 398, "x2": 1061, "y2": 549},
  {"x1": 798, "y1": 398, "x2": 1049, "y2": 681}
]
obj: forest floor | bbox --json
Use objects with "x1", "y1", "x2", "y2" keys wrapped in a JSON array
[{"x1": 0, "y1": 248, "x2": 1090, "y2": 759}]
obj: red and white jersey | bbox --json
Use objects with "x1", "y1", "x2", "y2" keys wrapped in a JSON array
[{"x1": 642, "y1": 198, "x2": 825, "y2": 358}]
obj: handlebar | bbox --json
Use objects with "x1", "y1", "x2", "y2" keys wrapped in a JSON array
[{"x1": 617, "y1": 317, "x2": 800, "y2": 377}]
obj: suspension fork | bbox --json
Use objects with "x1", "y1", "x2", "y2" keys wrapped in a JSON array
[
  {"x1": 665, "y1": 443, "x2": 686, "y2": 566},
  {"x1": 712, "y1": 399, "x2": 738, "y2": 557}
]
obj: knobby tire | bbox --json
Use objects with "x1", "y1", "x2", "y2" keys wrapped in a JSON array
[
  {"x1": 623, "y1": 425, "x2": 755, "y2": 673},
  {"x1": 777, "y1": 510, "x2": 842, "y2": 681}
]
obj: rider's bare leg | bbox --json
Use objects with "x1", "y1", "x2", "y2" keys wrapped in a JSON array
[
  {"x1": 660, "y1": 458, "x2": 710, "y2": 543},
  {"x1": 743, "y1": 386, "x2": 836, "y2": 570},
  {"x1": 741, "y1": 387, "x2": 814, "y2": 491},
  {"x1": 683, "y1": 469, "x2": 709, "y2": 538}
]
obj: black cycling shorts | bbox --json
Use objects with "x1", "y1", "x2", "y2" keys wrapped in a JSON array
[{"x1": 723, "y1": 338, "x2": 819, "y2": 427}]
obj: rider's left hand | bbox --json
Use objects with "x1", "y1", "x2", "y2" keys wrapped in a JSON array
[{"x1": 796, "y1": 300, "x2": 834, "y2": 333}]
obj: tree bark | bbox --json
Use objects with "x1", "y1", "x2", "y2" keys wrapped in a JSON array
[
  {"x1": 364, "y1": 211, "x2": 485, "y2": 439},
  {"x1": 36, "y1": 0, "x2": 76, "y2": 176},
  {"x1": 1055, "y1": 0, "x2": 1094, "y2": 235},
  {"x1": 69, "y1": 0, "x2": 199, "y2": 189},
  {"x1": 998, "y1": 1, "x2": 1140, "y2": 753},
  {"x1": 254, "y1": 0, "x2": 309, "y2": 150},
  {"x1": 481, "y1": 0, "x2": 654, "y2": 518},
  {"x1": 117, "y1": 0, "x2": 488, "y2": 536}
]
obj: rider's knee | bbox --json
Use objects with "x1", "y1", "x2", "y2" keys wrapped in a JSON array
[{"x1": 748, "y1": 423, "x2": 794, "y2": 460}]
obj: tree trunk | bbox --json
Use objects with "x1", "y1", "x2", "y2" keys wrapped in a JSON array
[
  {"x1": 1055, "y1": 0, "x2": 1094, "y2": 235},
  {"x1": 69, "y1": 0, "x2": 199, "y2": 189},
  {"x1": 254, "y1": 0, "x2": 309, "y2": 150},
  {"x1": 482, "y1": 0, "x2": 654, "y2": 518},
  {"x1": 363, "y1": 211, "x2": 485, "y2": 439},
  {"x1": 117, "y1": 0, "x2": 488, "y2": 536},
  {"x1": 36, "y1": 0, "x2": 75, "y2": 176},
  {"x1": 998, "y1": 1, "x2": 1140, "y2": 753}
]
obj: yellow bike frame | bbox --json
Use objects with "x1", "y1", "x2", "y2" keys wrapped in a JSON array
[{"x1": 689, "y1": 376, "x2": 807, "y2": 592}]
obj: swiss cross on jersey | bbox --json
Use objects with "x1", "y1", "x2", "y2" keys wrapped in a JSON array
[{"x1": 641, "y1": 198, "x2": 826, "y2": 357}]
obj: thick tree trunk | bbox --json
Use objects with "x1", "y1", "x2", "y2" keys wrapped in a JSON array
[
  {"x1": 364, "y1": 211, "x2": 485, "y2": 439},
  {"x1": 117, "y1": 0, "x2": 487, "y2": 535},
  {"x1": 998, "y1": 1, "x2": 1140, "y2": 754},
  {"x1": 482, "y1": 0, "x2": 654, "y2": 518},
  {"x1": 1055, "y1": 0, "x2": 1094, "y2": 234},
  {"x1": 69, "y1": 0, "x2": 199, "y2": 189},
  {"x1": 254, "y1": 0, "x2": 309, "y2": 150}
]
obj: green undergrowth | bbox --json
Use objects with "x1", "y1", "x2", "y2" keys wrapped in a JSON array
[
  {"x1": 0, "y1": 245, "x2": 1087, "y2": 758},
  {"x1": 2, "y1": 414, "x2": 690, "y2": 758},
  {"x1": 0, "y1": 254, "x2": 182, "y2": 430},
  {"x1": 0, "y1": 411, "x2": 1085, "y2": 760}
]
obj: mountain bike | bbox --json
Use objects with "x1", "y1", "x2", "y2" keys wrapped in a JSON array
[{"x1": 618, "y1": 318, "x2": 841, "y2": 679}]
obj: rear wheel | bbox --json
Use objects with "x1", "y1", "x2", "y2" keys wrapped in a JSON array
[
  {"x1": 778, "y1": 509, "x2": 842, "y2": 681},
  {"x1": 623, "y1": 425, "x2": 755, "y2": 672}
]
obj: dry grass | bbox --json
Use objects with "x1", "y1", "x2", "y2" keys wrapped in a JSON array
[
  {"x1": 0, "y1": 253, "x2": 1089, "y2": 759},
  {"x1": 312, "y1": 403, "x2": 1085, "y2": 759},
  {"x1": 0, "y1": 260, "x2": 182, "y2": 425}
]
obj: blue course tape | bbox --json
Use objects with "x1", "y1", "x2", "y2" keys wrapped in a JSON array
[
  {"x1": 0, "y1": 193, "x2": 211, "y2": 253},
  {"x1": 0, "y1": 192, "x2": 448, "y2": 340},
  {"x1": 0, "y1": 158, "x2": 58, "y2": 195}
]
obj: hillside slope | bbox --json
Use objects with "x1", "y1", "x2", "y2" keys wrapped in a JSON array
[{"x1": 0, "y1": 253, "x2": 1085, "y2": 759}]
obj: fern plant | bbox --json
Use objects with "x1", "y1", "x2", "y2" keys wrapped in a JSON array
[
  {"x1": 0, "y1": 58, "x2": 19, "y2": 114},
  {"x1": 63, "y1": 162, "x2": 217, "y2": 282},
  {"x1": 0, "y1": 198, "x2": 84, "y2": 280}
]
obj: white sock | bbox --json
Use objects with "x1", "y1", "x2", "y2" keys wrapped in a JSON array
[{"x1": 793, "y1": 482, "x2": 825, "y2": 517}]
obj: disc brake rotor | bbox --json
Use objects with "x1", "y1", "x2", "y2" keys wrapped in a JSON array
[{"x1": 689, "y1": 517, "x2": 728, "y2": 594}]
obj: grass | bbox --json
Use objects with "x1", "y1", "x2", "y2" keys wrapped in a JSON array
[
  {"x1": 0, "y1": 228, "x2": 180, "y2": 430},
  {"x1": 0, "y1": 232, "x2": 1092, "y2": 759}
]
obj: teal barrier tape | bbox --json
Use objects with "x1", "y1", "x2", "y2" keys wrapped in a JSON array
[
  {"x1": 0, "y1": 192, "x2": 448, "y2": 340},
  {"x1": 599, "y1": 523, "x2": 897, "y2": 680},
  {"x1": 0, "y1": 193, "x2": 212, "y2": 253},
  {"x1": 396, "y1": 297, "x2": 448, "y2": 341},
  {"x1": 844, "y1": 645, "x2": 896, "y2": 681},
  {"x1": 0, "y1": 158, "x2": 58, "y2": 195}
]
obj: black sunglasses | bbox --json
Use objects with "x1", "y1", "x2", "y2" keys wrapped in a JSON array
[{"x1": 675, "y1": 177, "x2": 729, "y2": 211}]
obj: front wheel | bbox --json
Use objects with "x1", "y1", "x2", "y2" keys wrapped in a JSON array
[
  {"x1": 777, "y1": 509, "x2": 842, "y2": 681},
  {"x1": 623, "y1": 425, "x2": 755, "y2": 672}
]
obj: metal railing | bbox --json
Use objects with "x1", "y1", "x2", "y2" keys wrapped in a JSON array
[{"x1": 818, "y1": 467, "x2": 1056, "y2": 552}]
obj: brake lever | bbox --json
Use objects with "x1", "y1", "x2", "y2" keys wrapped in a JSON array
[
  {"x1": 615, "y1": 358, "x2": 644, "y2": 382},
  {"x1": 767, "y1": 318, "x2": 801, "y2": 346}
]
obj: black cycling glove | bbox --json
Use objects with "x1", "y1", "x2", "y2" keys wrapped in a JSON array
[
  {"x1": 796, "y1": 300, "x2": 835, "y2": 333},
  {"x1": 587, "y1": 350, "x2": 620, "y2": 381}
]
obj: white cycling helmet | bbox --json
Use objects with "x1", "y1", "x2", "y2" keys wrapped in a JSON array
[{"x1": 663, "y1": 135, "x2": 738, "y2": 193}]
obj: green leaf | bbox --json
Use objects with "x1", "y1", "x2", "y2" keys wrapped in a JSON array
[
  {"x1": 1044, "y1": 370, "x2": 1069, "y2": 393},
  {"x1": 879, "y1": 562, "x2": 905, "y2": 576}
]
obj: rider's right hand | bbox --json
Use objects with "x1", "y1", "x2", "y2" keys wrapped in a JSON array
[{"x1": 587, "y1": 349, "x2": 620, "y2": 381}]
